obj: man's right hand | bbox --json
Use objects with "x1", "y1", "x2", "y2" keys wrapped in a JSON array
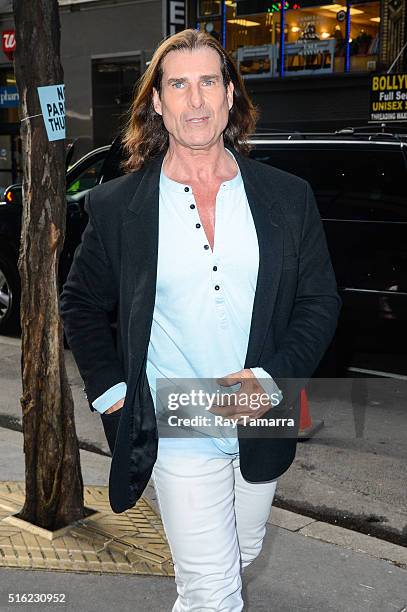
[{"x1": 104, "y1": 397, "x2": 125, "y2": 415}]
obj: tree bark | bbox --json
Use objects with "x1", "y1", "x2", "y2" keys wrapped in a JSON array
[{"x1": 13, "y1": 0, "x2": 84, "y2": 529}]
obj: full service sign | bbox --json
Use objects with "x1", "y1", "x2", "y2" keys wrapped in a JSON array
[
  {"x1": 369, "y1": 74, "x2": 407, "y2": 123},
  {"x1": 37, "y1": 83, "x2": 65, "y2": 141}
]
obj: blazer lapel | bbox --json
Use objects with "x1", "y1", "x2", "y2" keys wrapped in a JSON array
[
  {"x1": 231, "y1": 149, "x2": 284, "y2": 367},
  {"x1": 122, "y1": 152, "x2": 165, "y2": 367}
]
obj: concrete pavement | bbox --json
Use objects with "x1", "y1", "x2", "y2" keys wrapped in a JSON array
[{"x1": 0, "y1": 425, "x2": 406, "y2": 612}]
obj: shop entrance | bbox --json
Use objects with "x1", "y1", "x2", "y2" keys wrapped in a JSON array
[
  {"x1": 91, "y1": 54, "x2": 143, "y2": 148},
  {"x1": 0, "y1": 67, "x2": 22, "y2": 194}
]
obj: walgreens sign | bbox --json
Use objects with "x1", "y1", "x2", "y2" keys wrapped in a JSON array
[{"x1": 2, "y1": 30, "x2": 15, "y2": 60}]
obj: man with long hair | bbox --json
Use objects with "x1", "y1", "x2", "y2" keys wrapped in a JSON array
[{"x1": 60, "y1": 28, "x2": 341, "y2": 611}]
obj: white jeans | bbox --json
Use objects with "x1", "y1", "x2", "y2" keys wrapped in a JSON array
[{"x1": 152, "y1": 446, "x2": 277, "y2": 611}]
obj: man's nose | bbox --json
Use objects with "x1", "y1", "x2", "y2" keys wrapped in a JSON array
[{"x1": 188, "y1": 83, "x2": 204, "y2": 108}]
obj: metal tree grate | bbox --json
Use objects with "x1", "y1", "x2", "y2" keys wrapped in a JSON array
[{"x1": 0, "y1": 481, "x2": 174, "y2": 576}]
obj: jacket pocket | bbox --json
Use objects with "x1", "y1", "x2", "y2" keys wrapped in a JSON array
[{"x1": 100, "y1": 408, "x2": 123, "y2": 454}]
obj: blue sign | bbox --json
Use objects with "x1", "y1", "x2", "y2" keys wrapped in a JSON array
[
  {"x1": 37, "y1": 83, "x2": 65, "y2": 141},
  {"x1": 0, "y1": 86, "x2": 19, "y2": 108}
]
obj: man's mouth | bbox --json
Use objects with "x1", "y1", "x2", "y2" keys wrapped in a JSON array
[{"x1": 187, "y1": 117, "x2": 209, "y2": 123}]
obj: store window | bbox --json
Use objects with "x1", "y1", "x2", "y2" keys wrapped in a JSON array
[
  {"x1": 223, "y1": 0, "x2": 281, "y2": 76},
  {"x1": 348, "y1": 1, "x2": 380, "y2": 72},
  {"x1": 283, "y1": 2, "x2": 348, "y2": 75},
  {"x1": 197, "y1": 0, "x2": 382, "y2": 77},
  {"x1": 197, "y1": 0, "x2": 223, "y2": 43}
]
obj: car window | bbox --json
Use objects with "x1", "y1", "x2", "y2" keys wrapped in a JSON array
[
  {"x1": 251, "y1": 147, "x2": 407, "y2": 222},
  {"x1": 99, "y1": 137, "x2": 126, "y2": 183},
  {"x1": 66, "y1": 157, "x2": 105, "y2": 194}
]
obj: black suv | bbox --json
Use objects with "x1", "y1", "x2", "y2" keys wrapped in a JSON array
[
  {"x1": 250, "y1": 130, "x2": 407, "y2": 373},
  {"x1": 1, "y1": 129, "x2": 406, "y2": 375}
]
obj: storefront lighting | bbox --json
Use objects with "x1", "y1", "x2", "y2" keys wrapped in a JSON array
[
  {"x1": 266, "y1": 1, "x2": 296, "y2": 13},
  {"x1": 370, "y1": 17, "x2": 380, "y2": 22},
  {"x1": 320, "y1": 4, "x2": 364, "y2": 14},
  {"x1": 227, "y1": 18, "x2": 260, "y2": 26},
  {"x1": 291, "y1": 26, "x2": 300, "y2": 32},
  {"x1": 321, "y1": 31, "x2": 331, "y2": 38}
]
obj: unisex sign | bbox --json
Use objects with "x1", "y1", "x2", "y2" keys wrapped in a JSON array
[
  {"x1": 37, "y1": 83, "x2": 65, "y2": 141},
  {"x1": 369, "y1": 73, "x2": 407, "y2": 123}
]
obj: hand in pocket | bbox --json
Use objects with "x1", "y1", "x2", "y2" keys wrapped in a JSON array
[{"x1": 100, "y1": 400, "x2": 124, "y2": 454}]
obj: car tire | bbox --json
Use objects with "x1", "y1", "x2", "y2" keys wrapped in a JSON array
[{"x1": 0, "y1": 253, "x2": 21, "y2": 335}]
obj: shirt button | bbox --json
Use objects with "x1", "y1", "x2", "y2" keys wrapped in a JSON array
[
  {"x1": 214, "y1": 285, "x2": 220, "y2": 291},
  {"x1": 190, "y1": 204, "x2": 195, "y2": 209},
  {"x1": 184, "y1": 186, "x2": 189, "y2": 192},
  {"x1": 204, "y1": 245, "x2": 209, "y2": 250},
  {"x1": 213, "y1": 266, "x2": 217, "y2": 271},
  {"x1": 196, "y1": 223, "x2": 201, "y2": 228}
]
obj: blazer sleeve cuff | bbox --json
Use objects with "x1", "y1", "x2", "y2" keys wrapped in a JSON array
[{"x1": 250, "y1": 367, "x2": 283, "y2": 404}]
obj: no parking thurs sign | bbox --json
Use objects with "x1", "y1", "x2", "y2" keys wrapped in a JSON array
[{"x1": 37, "y1": 83, "x2": 65, "y2": 141}]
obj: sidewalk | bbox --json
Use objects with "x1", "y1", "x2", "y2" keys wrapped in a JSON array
[
  {"x1": 1, "y1": 335, "x2": 406, "y2": 546},
  {"x1": 0, "y1": 426, "x2": 406, "y2": 612}
]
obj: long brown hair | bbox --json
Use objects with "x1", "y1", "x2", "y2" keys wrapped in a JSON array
[{"x1": 120, "y1": 28, "x2": 258, "y2": 172}]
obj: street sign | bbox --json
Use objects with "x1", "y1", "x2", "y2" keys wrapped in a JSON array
[
  {"x1": 0, "y1": 85, "x2": 19, "y2": 107},
  {"x1": 2, "y1": 29, "x2": 15, "y2": 60},
  {"x1": 163, "y1": 0, "x2": 187, "y2": 37},
  {"x1": 369, "y1": 73, "x2": 407, "y2": 123},
  {"x1": 37, "y1": 84, "x2": 65, "y2": 141}
]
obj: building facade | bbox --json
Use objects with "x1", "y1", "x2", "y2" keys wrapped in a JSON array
[
  {"x1": 195, "y1": 0, "x2": 407, "y2": 130},
  {"x1": 0, "y1": 0, "x2": 405, "y2": 186},
  {"x1": 0, "y1": 0, "x2": 169, "y2": 186}
]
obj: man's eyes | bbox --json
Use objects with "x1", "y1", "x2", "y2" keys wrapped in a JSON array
[{"x1": 171, "y1": 80, "x2": 215, "y2": 88}]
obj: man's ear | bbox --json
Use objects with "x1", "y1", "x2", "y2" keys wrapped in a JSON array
[
  {"x1": 226, "y1": 81, "x2": 234, "y2": 110},
  {"x1": 152, "y1": 87, "x2": 162, "y2": 116}
]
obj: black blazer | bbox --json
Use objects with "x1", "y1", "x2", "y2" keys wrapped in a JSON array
[{"x1": 60, "y1": 146, "x2": 341, "y2": 514}]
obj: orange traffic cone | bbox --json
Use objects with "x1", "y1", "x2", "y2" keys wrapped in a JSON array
[{"x1": 298, "y1": 389, "x2": 324, "y2": 440}]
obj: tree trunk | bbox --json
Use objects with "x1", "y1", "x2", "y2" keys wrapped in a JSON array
[{"x1": 13, "y1": 0, "x2": 84, "y2": 529}]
